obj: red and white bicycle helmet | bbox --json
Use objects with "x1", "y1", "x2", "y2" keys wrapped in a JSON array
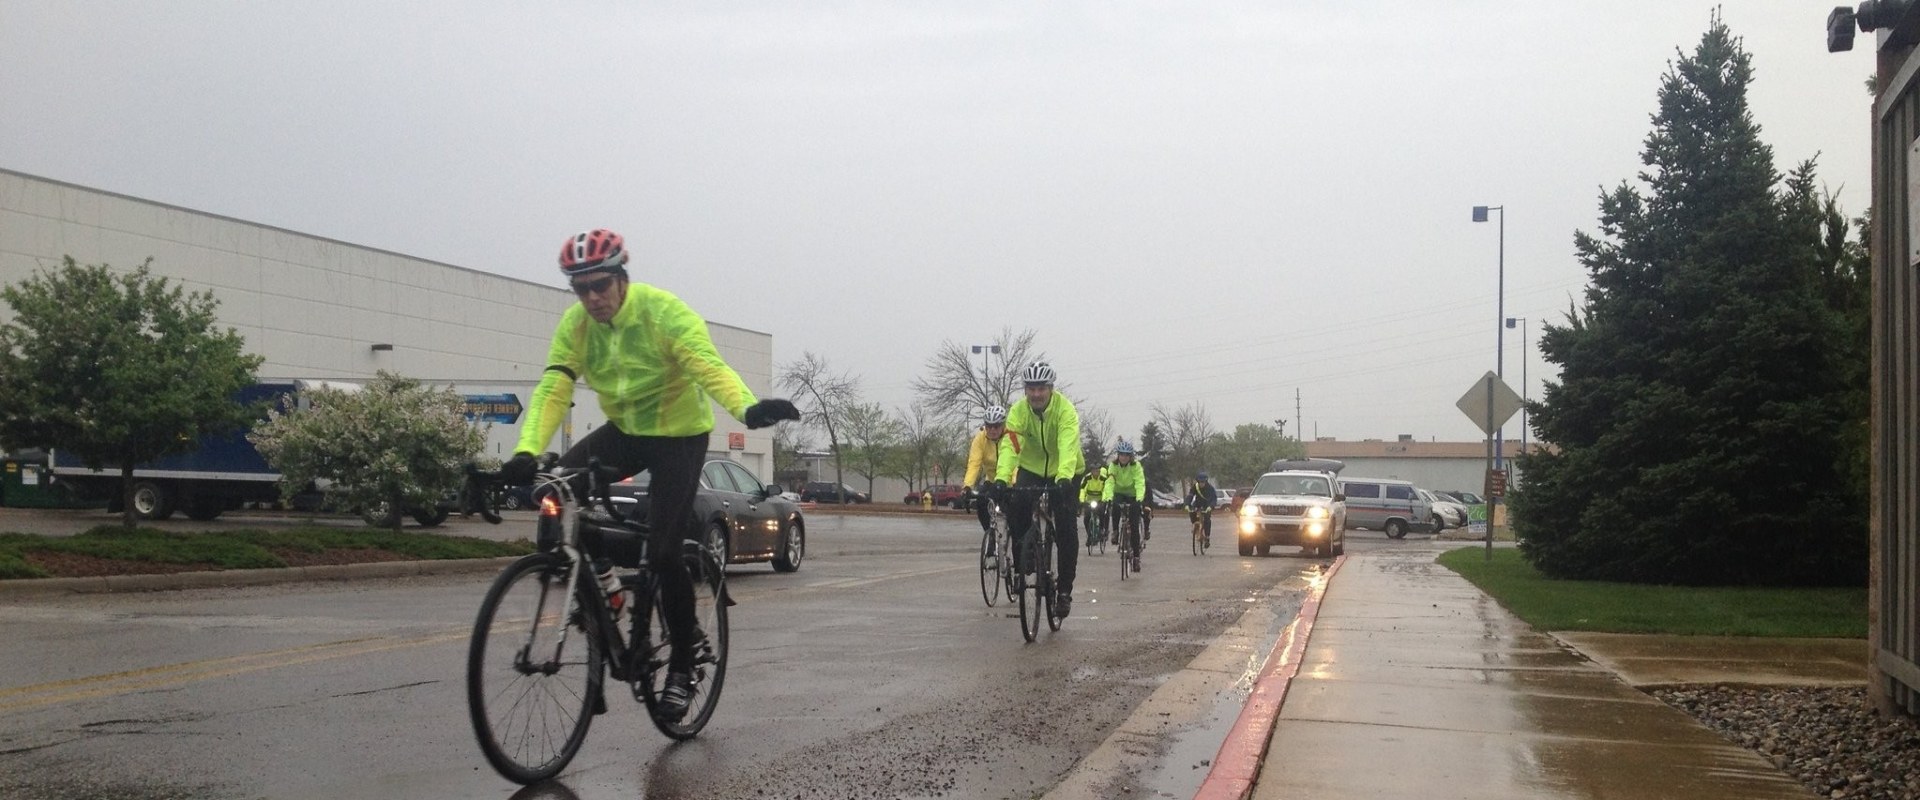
[{"x1": 558, "y1": 229, "x2": 629, "y2": 276}]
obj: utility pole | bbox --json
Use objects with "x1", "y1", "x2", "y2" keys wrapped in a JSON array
[{"x1": 1295, "y1": 389, "x2": 1302, "y2": 445}]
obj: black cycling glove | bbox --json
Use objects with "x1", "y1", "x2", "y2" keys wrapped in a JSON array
[
  {"x1": 501, "y1": 452, "x2": 538, "y2": 486},
  {"x1": 744, "y1": 398, "x2": 802, "y2": 429}
]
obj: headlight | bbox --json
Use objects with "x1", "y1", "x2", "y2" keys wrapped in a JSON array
[
  {"x1": 1240, "y1": 504, "x2": 1260, "y2": 517},
  {"x1": 1307, "y1": 522, "x2": 1325, "y2": 535},
  {"x1": 1307, "y1": 506, "x2": 1329, "y2": 519}
]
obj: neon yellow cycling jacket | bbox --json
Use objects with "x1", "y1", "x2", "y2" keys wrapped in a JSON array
[
  {"x1": 995, "y1": 393, "x2": 1081, "y2": 483},
  {"x1": 1103, "y1": 460, "x2": 1147, "y2": 503},
  {"x1": 515, "y1": 283, "x2": 758, "y2": 454}
]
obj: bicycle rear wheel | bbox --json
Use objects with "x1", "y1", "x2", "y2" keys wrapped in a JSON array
[
  {"x1": 1119, "y1": 536, "x2": 1131, "y2": 581},
  {"x1": 468, "y1": 552, "x2": 602, "y2": 785},
  {"x1": 979, "y1": 527, "x2": 1000, "y2": 607},
  {"x1": 638, "y1": 545, "x2": 730, "y2": 739}
]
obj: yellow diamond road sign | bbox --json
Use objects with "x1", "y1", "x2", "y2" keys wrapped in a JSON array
[{"x1": 1456, "y1": 372, "x2": 1523, "y2": 436}]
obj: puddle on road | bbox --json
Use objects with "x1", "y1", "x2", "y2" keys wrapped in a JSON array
[{"x1": 1129, "y1": 585, "x2": 1303, "y2": 799}]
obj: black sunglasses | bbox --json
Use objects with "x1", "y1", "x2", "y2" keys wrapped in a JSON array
[{"x1": 570, "y1": 275, "x2": 620, "y2": 297}]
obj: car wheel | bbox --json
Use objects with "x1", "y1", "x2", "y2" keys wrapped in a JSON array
[
  {"x1": 772, "y1": 520, "x2": 804, "y2": 573},
  {"x1": 1385, "y1": 519, "x2": 1408, "y2": 539},
  {"x1": 1238, "y1": 539, "x2": 1254, "y2": 557},
  {"x1": 709, "y1": 521, "x2": 733, "y2": 565},
  {"x1": 1431, "y1": 515, "x2": 1444, "y2": 534},
  {"x1": 131, "y1": 481, "x2": 176, "y2": 521},
  {"x1": 362, "y1": 502, "x2": 403, "y2": 528},
  {"x1": 413, "y1": 507, "x2": 450, "y2": 527},
  {"x1": 502, "y1": 492, "x2": 523, "y2": 511},
  {"x1": 1255, "y1": 545, "x2": 1270, "y2": 557}
]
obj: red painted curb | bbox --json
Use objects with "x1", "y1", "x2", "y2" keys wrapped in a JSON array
[{"x1": 1192, "y1": 554, "x2": 1347, "y2": 800}]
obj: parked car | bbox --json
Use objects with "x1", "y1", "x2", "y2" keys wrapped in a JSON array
[
  {"x1": 609, "y1": 459, "x2": 806, "y2": 572},
  {"x1": 800, "y1": 481, "x2": 869, "y2": 504},
  {"x1": 1150, "y1": 489, "x2": 1182, "y2": 509},
  {"x1": 1441, "y1": 490, "x2": 1486, "y2": 506},
  {"x1": 904, "y1": 484, "x2": 967, "y2": 507},
  {"x1": 1420, "y1": 488, "x2": 1466, "y2": 530},
  {"x1": 1337, "y1": 477, "x2": 1434, "y2": 539}
]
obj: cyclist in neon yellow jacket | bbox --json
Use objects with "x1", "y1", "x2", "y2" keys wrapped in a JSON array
[
  {"x1": 992, "y1": 361, "x2": 1082, "y2": 618},
  {"x1": 1103, "y1": 441, "x2": 1149, "y2": 571},
  {"x1": 500, "y1": 229, "x2": 799, "y2": 722},
  {"x1": 962, "y1": 407, "x2": 1019, "y2": 552}
]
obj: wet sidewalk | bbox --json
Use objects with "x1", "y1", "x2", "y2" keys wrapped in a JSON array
[{"x1": 1245, "y1": 547, "x2": 1815, "y2": 800}]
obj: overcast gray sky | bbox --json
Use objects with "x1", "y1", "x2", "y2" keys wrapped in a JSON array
[{"x1": 0, "y1": 1, "x2": 1877, "y2": 445}]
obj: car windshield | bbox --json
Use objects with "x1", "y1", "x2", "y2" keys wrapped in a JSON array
[{"x1": 1253, "y1": 474, "x2": 1330, "y2": 497}]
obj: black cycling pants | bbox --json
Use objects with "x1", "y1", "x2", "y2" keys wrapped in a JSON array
[
  {"x1": 1004, "y1": 469, "x2": 1078, "y2": 596},
  {"x1": 975, "y1": 486, "x2": 993, "y2": 533},
  {"x1": 560, "y1": 424, "x2": 706, "y2": 671}
]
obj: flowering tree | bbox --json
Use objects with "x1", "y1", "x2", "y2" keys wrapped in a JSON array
[{"x1": 250, "y1": 372, "x2": 484, "y2": 528}]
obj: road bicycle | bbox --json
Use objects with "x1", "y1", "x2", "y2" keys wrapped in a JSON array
[
  {"x1": 978, "y1": 499, "x2": 1013, "y2": 607},
  {"x1": 1191, "y1": 509, "x2": 1211, "y2": 556},
  {"x1": 1002, "y1": 484, "x2": 1064, "y2": 642},
  {"x1": 1114, "y1": 498, "x2": 1141, "y2": 579},
  {"x1": 1083, "y1": 499, "x2": 1105, "y2": 556},
  {"x1": 462, "y1": 459, "x2": 729, "y2": 784}
]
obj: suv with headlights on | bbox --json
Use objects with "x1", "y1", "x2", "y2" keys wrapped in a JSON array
[{"x1": 1237, "y1": 458, "x2": 1348, "y2": 557}]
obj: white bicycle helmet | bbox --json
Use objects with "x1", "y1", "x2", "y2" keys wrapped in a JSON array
[
  {"x1": 982, "y1": 407, "x2": 1008, "y2": 425},
  {"x1": 1021, "y1": 361, "x2": 1056, "y2": 385}
]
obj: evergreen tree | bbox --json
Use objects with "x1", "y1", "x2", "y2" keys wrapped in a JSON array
[{"x1": 1512, "y1": 16, "x2": 1866, "y2": 585}]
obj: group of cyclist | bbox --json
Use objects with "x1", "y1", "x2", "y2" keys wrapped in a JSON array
[
  {"x1": 498, "y1": 226, "x2": 1230, "y2": 716},
  {"x1": 960, "y1": 361, "x2": 1229, "y2": 606}
]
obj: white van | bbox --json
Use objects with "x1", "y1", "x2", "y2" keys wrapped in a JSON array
[{"x1": 1337, "y1": 477, "x2": 1432, "y2": 539}]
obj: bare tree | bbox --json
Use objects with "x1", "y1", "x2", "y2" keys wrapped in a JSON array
[
  {"x1": 888, "y1": 403, "x2": 948, "y2": 492},
  {"x1": 771, "y1": 424, "x2": 815, "y2": 490},
  {"x1": 1078, "y1": 404, "x2": 1115, "y2": 470},
  {"x1": 909, "y1": 327, "x2": 1043, "y2": 424},
  {"x1": 838, "y1": 401, "x2": 902, "y2": 498},
  {"x1": 778, "y1": 351, "x2": 859, "y2": 496},
  {"x1": 1151, "y1": 401, "x2": 1216, "y2": 486}
]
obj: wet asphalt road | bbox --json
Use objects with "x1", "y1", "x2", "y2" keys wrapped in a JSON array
[{"x1": 0, "y1": 512, "x2": 1409, "y2": 800}]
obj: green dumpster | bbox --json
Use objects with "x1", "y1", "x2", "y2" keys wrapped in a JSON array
[{"x1": 1, "y1": 459, "x2": 86, "y2": 508}]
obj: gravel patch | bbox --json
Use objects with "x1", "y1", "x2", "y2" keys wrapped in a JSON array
[{"x1": 1652, "y1": 685, "x2": 1920, "y2": 799}]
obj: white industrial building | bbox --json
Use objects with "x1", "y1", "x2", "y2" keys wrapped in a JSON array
[{"x1": 0, "y1": 168, "x2": 774, "y2": 480}]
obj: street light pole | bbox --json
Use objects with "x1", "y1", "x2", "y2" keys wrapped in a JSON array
[
  {"x1": 1507, "y1": 316, "x2": 1528, "y2": 458},
  {"x1": 969, "y1": 343, "x2": 1001, "y2": 411},
  {"x1": 1472, "y1": 205, "x2": 1506, "y2": 471}
]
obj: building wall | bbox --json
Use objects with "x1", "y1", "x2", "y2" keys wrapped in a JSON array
[
  {"x1": 1302, "y1": 439, "x2": 1531, "y2": 497},
  {"x1": 1870, "y1": 31, "x2": 1920, "y2": 718},
  {"x1": 0, "y1": 169, "x2": 774, "y2": 480}
]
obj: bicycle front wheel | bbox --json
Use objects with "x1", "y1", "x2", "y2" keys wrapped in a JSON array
[
  {"x1": 468, "y1": 552, "x2": 603, "y2": 785},
  {"x1": 639, "y1": 546, "x2": 730, "y2": 740},
  {"x1": 979, "y1": 527, "x2": 1001, "y2": 607}
]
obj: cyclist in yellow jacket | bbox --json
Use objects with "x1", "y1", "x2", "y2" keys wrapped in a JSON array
[
  {"x1": 993, "y1": 362, "x2": 1083, "y2": 617},
  {"x1": 962, "y1": 406, "x2": 1018, "y2": 554},
  {"x1": 1103, "y1": 441, "x2": 1149, "y2": 572},
  {"x1": 501, "y1": 229, "x2": 799, "y2": 721},
  {"x1": 1078, "y1": 462, "x2": 1110, "y2": 550}
]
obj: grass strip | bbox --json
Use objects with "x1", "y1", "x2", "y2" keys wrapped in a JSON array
[
  {"x1": 1435, "y1": 547, "x2": 1866, "y2": 638},
  {"x1": 0, "y1": 525, "x2": 532, "y2": 579}
]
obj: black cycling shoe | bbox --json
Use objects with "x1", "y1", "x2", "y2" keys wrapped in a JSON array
[
  {"x1": 657, "y1": 670, "x2": 695, "y2": 722},
  {"x1": 1054, "y1": 593, "x2": 1072, "y2": 618}
]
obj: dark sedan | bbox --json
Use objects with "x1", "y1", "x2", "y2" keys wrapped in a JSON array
[{"x1": 607, "y1": 459, "x2": 805, "y2": 573}]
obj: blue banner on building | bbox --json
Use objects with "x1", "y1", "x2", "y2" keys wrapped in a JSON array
[{"x1": 464, "y1": 394, "x2": 523, "y2": 425}]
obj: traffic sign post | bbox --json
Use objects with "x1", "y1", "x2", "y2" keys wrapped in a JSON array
[{"x1": 1458, "y1": 373, "x2": 1522, "y2": 561}]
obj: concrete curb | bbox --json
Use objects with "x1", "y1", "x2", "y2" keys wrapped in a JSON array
[
  {"x1": 1192, "y1": 553, "x2": 1347, "y2": 800},
  {"x1": 0, "y1": 556, "x2": 525, "y2": 596}
]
